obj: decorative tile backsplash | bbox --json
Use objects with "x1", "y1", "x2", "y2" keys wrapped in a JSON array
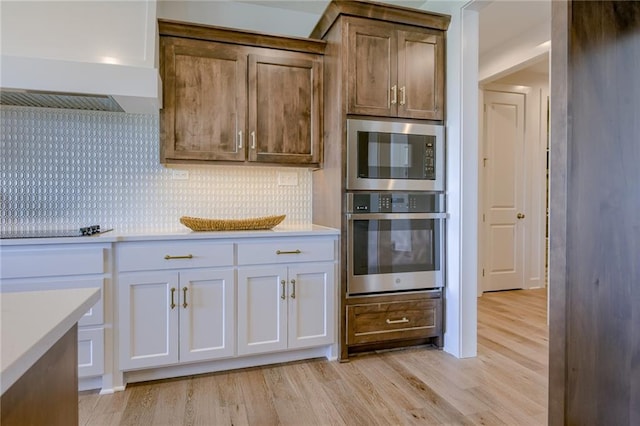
[{"x1": 0, "y1": 106, "x2": 312, "y2": 233}]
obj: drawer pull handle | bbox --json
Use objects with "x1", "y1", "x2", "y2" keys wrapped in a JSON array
[
  {"x1": 182, "y1": 287, "x2": 188, "y2": 308},
  {"x1": 280, "y1": 280, "x2": 286, "y2": 300},
  {"x1": 290, "y1": 279, "x2": 296, "y2": 299},
  {"x1": 386, "y1": 317, "x2": 409, "y2": 324},
  {"x1": 164, "y1": 254, "x2": 193, "y2": 260},
  {"x1": 170, "y1": 287, "x2": 176, "y2": 309},
  {"x1": 276, "y1": 250, "x2": 301, "y2": 255}
]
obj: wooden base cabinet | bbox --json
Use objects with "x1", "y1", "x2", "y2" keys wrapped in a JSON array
[
  {"x1": 118, "y1": 269, "x2": 235, "y2": 370},
  {"x1": 237, "y1": 263, "x2": 335, "y2": 356}
]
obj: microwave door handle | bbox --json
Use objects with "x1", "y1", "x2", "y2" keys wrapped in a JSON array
[
  {"x1": 404, "y1": 145, "x2": 410, "y2": 166},
  {"x1": 347, "y1": 213, "x2": 448, "y2": 220}
]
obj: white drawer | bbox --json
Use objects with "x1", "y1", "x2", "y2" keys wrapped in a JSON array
[
  {"x1": 117, "y1": 241, "x2": 234, "y2": 272},
  {"x1": 78, "y1": 327, "x2": 104, "y2": 378},
  {"x1": 237, "y1": 238, "x2": 335, "y2": 265},
  {"x1": 0, "y1": 246, "x2": 105, "y2": 279},
  {"x1": 0, "y1": 278, "x2": 104, "y2": 326}
]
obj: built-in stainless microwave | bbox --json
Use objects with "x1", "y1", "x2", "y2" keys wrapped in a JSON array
[{"x1": 346, "y1": 119, "x2": 445, "y2": 191}]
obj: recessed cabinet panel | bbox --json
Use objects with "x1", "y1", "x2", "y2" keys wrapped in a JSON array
[
  {"x1": 347, "y1": 20, "x2": 396, "y2": 117},
  {"x1": 237, "y1": 267, "x2": 287, "y2": 355},
  {"x1": 249, "y1": 54, "x2": 322, "y2": 165},
  {"x1": 288, "y1": 264, "x2": 334, "y2": 349},
  {"x1": 161, "y1": 38, "x2": 247, "y2": 162},
  {"x1": 397, "y1": 30, "x2": 443, "y2": 120},
  {"x1": 179, "y1": 269, "x2": 235, "y2": 362},
  {"x1": 119, "y1": 273, "x2": 179, "y2": 370}
]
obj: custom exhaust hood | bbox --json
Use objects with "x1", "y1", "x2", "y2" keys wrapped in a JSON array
[
  {"x1": 0, "y1": 1, "x2": 161, "y2": 114},
  {"x1": 0, "y1": 56, "x2": 161, "y2": 114}
]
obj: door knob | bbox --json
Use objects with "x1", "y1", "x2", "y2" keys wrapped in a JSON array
[{"x1": 517, "y1": 213, "x2": 525, "y2": 219}]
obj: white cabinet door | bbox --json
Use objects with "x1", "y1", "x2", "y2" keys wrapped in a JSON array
[
  {"x1": 119, "y1": 272, "x2": 179, "y2": 370},
  {"x1": 237, "y1": 267, "x2": 287, "y2": 355},
  {"x1": 287, "y1": 263, "x2": 335, "y2": 350},
  {"x1": 179, "y1": 269, "x2": 235, "y2": 363}
]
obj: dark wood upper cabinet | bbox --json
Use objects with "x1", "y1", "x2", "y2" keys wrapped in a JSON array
[
  {"x1": 159, "y1": 20, "x2": 325, "y2": 167},
  {"x1": 346, "y1": 17, "x2": 444, "y2": 120}
]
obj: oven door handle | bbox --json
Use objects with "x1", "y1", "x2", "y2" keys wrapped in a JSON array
[{"x1": 347, "y1": 213, "x2": 448, "y2": 220}]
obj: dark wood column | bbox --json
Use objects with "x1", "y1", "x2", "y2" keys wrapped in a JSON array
[{"x1": 549, "y1": 1, "x2": 640, "y2": 424}]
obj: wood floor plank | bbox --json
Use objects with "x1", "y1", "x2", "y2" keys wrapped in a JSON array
[{"x1": 79, "y1": 288, "x2": 549, "y2": 425}]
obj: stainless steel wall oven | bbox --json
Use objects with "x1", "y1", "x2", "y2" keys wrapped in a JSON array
[{"x1": 346, "y1": 192, "x2": 445, "y2": 295}]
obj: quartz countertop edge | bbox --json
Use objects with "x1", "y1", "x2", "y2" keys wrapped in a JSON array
[
  {"x1": 0, "y1": 287, "x2": 101, "y2": 395},
  {"x1": 0, "y1": 224, "x2": 340, "y2": 246}
]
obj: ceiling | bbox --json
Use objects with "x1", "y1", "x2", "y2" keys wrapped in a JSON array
[{"x1": 232, "y1": 0, "x2": 551, "y2": 76}]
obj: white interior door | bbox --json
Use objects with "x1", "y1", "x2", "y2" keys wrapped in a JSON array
[{"x1": 483, "y1": 90, "x2": 526, "y2": 292}]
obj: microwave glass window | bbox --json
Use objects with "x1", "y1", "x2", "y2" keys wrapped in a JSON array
[
  {"x1": 357, "y1": 131, "x2": 436, "y2": 180},
  {"x1": 352, "y1": 218, "x2": 440, "y2": 276}
]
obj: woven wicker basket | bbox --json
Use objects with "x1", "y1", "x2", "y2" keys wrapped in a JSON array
[{"x1": 179, "y1": 214, "x2": 286, "y2": 231}]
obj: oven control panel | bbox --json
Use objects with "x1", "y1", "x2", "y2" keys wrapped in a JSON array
[{"x1": 348, "y1": 192, "x2": 444, "y2": 213}]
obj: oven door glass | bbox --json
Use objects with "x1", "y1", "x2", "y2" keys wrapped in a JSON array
[
  {"x1": 356, "y1": 131, "x2": 436, "y2": 180},
  {"x1": 348, "y1": 216, "x2": 443, "y2": 294}
]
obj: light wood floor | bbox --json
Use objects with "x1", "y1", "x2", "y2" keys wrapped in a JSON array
[{"x1": 79, "y1": 288, "x2": 549, "y2": 425}]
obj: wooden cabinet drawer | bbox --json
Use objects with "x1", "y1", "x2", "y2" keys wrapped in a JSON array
[
  {"x1": 117, "y1": 241, "x2": 233, "y2": 272},
  {"x1": 237, "y1": 238, "x2": 334, "y2": 265},
  {"x1": 0, "y1": 246, "x2": 106, "y2": 279},
  {"x1": 347, "y1": 297, "x2": 441, "y2": 345}
]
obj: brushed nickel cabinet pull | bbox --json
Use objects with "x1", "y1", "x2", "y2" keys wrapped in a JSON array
[
  {"x1": 290, "y1": 279, "x2": 296, "y2": 299},
  {"x1": 391, "y1": 85, "x2": 398, "y2": 105},
  {"x1": 400, "y1": 86, "x2": 406, "y2": 106},
  {"x1": 238, "y1": 130, "x2": 243, "y2": 149},
  {"x1": 170, "y1": 287, "x2": 176, "y2": 309},
  {"x1": 182, "y1": 287, "x2": 188, "y2": 308},
  {"x1": 276, "y1": 249, "x2": 301, "y2": 255},
  {"x1": 280, "y1": 280, "x2": 286, "y2": 300},
  {"x1": 164, "y1": 254, "x2": 193, "y2": 260},
  {"x1": 250, "y1": 131, "x2": 256, "y2": 149},
  {"x1": 386, "y1": 317, "x2": 409, "y2": 324}
]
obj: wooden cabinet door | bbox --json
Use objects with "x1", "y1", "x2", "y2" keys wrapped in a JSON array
[
  {"x1": 287, "y1": 263, "x2": 335, "y2": 350},
  {"x1": 119, "y1": 272, "x2": 179, "y2": 370},
  {"x1": 248, "y1": 53, "x2": 322, "y2": 165},
  {"x1": 346, "y1": 18, "x2": 397, "y2": 117},
  {"x1": 397, "y1": 29, "x2": 444, "y2": 120},
  {"x1": 161, "y1": 37, "x2": 247, "y2": 162},
  {"x1": 237, "y1": 266, "x2": 288, "y2": 355},
  {"x1": 178, "y1": 269, "x2": 235, "y2": 363}
]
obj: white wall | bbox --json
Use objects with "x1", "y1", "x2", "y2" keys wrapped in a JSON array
[
  {"x1": 422, "y1": 0, "x2": 478, "y2": 358},
  {"x1": 157, "y1": 1, "x2": 319, "y2": 37}
]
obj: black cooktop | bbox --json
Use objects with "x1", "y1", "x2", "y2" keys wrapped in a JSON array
[{"x1": 0, "y1": 225, "x2": 113, "y2": 239}]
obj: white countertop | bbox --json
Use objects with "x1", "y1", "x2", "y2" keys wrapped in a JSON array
[
  {"x1": 0, "y1": 287, "x2": 100, "y2": 395},
  {"x1": 0, "y1": 224, "x2": 339, "y2": 246}
]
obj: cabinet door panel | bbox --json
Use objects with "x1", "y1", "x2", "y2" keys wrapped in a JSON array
[
  {"x1": 347, "y1": 18, "x2": 397, "y2": 117},
  {"x1": 237, "y1": 267, "x2": 287, "y2": 355},
  {"x1": 162, "y1": 38, "x2": 247, "y2": 162},
  {"x1": 119, "y1": 273, "x2": 179, "y2": 370},
  {"x1": 179, "y1": 269, "x2": 235, "y2": 363},
  {"x1": 397, "y1": 30, "x2": 444, "y2": 120},
  {"x1": 288, "y1": 263, "x2": 335, "y2": 349},
  {"x1": 248, "y1": 54, "x2": 321, "y2": 165}
]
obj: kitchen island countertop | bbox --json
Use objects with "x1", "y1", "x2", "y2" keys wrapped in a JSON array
[{"x1": 0, "y1": 288, "x2": 100, "y2": 395}]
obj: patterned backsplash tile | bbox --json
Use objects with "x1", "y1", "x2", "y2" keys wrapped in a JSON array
[{"x1": 0, "y1": 106, "x2": 312, "y2": 232}]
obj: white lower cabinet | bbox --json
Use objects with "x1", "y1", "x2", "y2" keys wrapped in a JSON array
[
  {"x1": 118, "y1": 268, "x2": 235, "y2": 370},
  {"x1": 237, "y1": 263, "x2": 335, "y2": 356}
]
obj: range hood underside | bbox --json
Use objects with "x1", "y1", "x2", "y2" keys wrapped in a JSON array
[{"x1": 0, "y1": 55, "x2": 161, "y2": 114}]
